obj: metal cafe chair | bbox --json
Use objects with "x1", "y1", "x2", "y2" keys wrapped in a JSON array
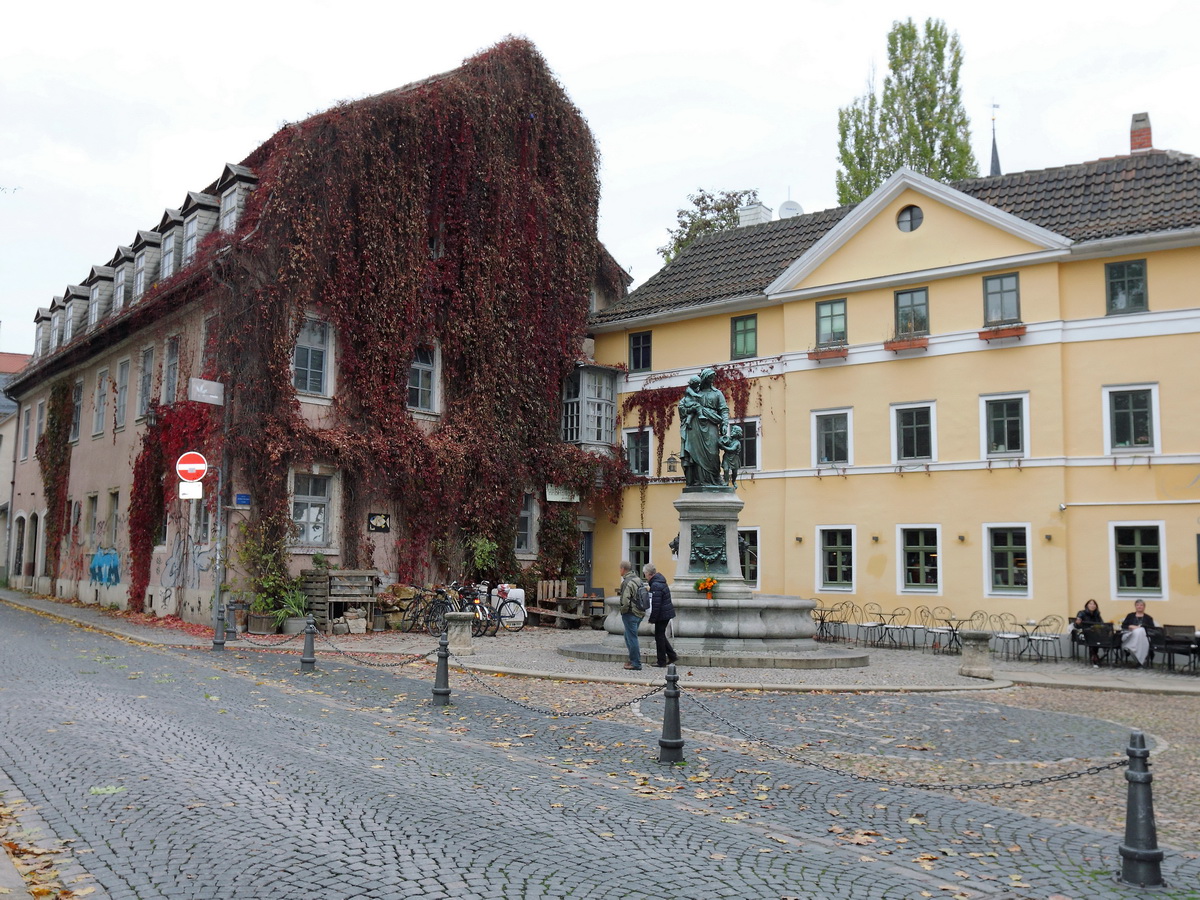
[
  {"x1": 857, "y1": 602, "x2": 885, "y2": 647},
  {"x1": 1084, "y1": 622, "x2": 1119, "y2": 666},
  {"x1": 826, "y1": 599, "x2": 855, "y2": 644},
  {"x1": 1026, "y1": 614, "x2": 1065, "y2": 661},
  {"x1": 920, "y1": 605, "x2": 954, "y2": 653},
  {"x1": 1155, "y1": 625, "x2": 1198, "y2": 673},
  {"x1": 989, "y1": 612, "x2": 1025, "y2": 660},
  {"x1": 882, "y1": 606, "x2": 915, "y2": 648}
]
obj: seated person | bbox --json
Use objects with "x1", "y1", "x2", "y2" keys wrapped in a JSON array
[
  {"x1": 1120, "y1": 599, "x2": 1156, "y2": 667},
  {"x1": 1072, "y1": 598, "x2": 1105, "y2": 666}
]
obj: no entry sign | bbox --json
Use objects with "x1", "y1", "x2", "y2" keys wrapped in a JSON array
[{"x1": 176, "y1": 452, "x2": 208, "y2": 483}]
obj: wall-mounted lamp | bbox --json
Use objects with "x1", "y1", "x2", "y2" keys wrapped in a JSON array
[
  {"x1": 1044, "y1": 534, "x2": 1053, "y2": 541},
  {"x1": 957, "y1": 534, "x2": 966, "y2": 542},
  {"x1": 666, "y1": 453, "x2": 679, "y2": 474},
  {"x1": 871, "y1": 535, "x2": 879, "y2": 543},
  {"x1": 795, "y1": 536, "x2": 803, "y2": 543}
]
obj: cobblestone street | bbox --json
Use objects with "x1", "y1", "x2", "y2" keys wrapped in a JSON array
[{"x1": 1, "y1": 600, "x2": 1197, "y2": 899}]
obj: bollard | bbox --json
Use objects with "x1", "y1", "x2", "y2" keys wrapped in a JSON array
[
  {"x1": 657, "y1": 663, "x2": 685, "y2": 764},
  {"x1": 299, "y1": 615, "x2": 318, "y2": 673},
  {"x1": 1118, "y1": 729, "x2": 1164, "y2": 887},
  {"x1": 432, "y1": 631, "x2": 451, "y2": 707},
  {"x1": 211, "y1": 596, "x2": 226, "y2": 652}
]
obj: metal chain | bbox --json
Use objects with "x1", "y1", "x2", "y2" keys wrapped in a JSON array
[
  {"x1": 314, "y1": 631, "x2": 432, "y2": 668},
  {"x1": 685, "y1": 691, "x2": 1127, "y2": 792},
  {"x1": 450, "y1": 652, "x2": 665, "y2": 716},
  {"x1": 236, "y1": 631, "x2": 305, "y2": 647}
]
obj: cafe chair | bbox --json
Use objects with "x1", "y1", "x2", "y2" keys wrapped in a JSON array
[
  {"x1": 857, "y1": 602, "x2": 884, "y2": 647},
  {"x1": 1027, "y1": 614, "x2": 1065, "y2": 661},
  {"x1": 883, "y1": 606, "x2": 914, "y2": 648},
  {"x1": 1155, "y1": 625, "x2": 1196, "y2": 672},
  {"x1": 1084, "y1": 622, "x2": 1119, "y2": 666},
  {"x1": 989, "y1": 612, "x2": 1025, "y2": 660}
]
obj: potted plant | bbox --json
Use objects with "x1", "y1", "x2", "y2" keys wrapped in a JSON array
[
  {"x1": 273, "y1": 586, "x2": 310, "y2": 634},
  {"x1": 247, "y1": 595, "x2": 277, "y2": 634}
]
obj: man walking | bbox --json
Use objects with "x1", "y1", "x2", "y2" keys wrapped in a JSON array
[{"x1": 618, "y1": 560, "x2": 643, "y2": 670}]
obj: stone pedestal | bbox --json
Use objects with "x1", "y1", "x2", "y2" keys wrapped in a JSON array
[
  {"x1": 445, "y1": 612, "x2": 475, "y2": 657},
  {"x1": 958, "y1": 629, "x2": 994, "y2": 680}
]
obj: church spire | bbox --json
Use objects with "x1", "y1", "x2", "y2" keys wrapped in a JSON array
[{"x1": 989, "y1": 103, "x2": 1002, "y2": 176}]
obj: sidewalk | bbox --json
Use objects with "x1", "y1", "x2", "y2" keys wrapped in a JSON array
[{"x1": 5, "y1": 589, "x2": 1200, "y2": 695}]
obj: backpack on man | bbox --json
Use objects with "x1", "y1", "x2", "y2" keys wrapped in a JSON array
[{"x1": 633, "y1": 579, "x2": 651, "y2": 613}]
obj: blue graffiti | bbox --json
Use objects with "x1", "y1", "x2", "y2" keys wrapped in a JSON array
[{"x1": 89, "y1": 548, "x2": 121, "y2": 586}]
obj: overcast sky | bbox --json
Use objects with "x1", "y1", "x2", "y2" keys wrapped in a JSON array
[{"x1": 2, "y1": 0, "x2": 1197, "y2": 355}]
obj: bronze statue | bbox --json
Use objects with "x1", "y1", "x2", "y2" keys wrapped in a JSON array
[{"x1": 679, "y1": 368, "x2": 729, "y2": 487}]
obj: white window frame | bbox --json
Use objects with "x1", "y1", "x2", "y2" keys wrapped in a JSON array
[
  {"x1": 219, "y1": 188, "x2": 239, "y2": 233},
  {"x1": 160, "y1": 232, "x2": 175, "y2": 279},
  {"x1": 108, "y1": 491, "x2": 120, "y2": 548},
  {"x1": 622, "y1": 428, "x2": 653, "y2": 476},
  {"x1": 162, "y1": 336, "x2": 179, "y2": 405},
  {"x1": 290, "y1": 470, "x2": 336, "y2": 551},
  {"x1": 978, "y1": 392, "x2": 1029, "y2": 459},
  {"x1": 515, "y1": 492, "x2": 538, "y2": 557},
  {"x1": 133, "y1": 251, "x2": 146, "y2": 299},
  {"x1": 20, "y1": 408, "x2": 30, "y2": 461},
  {"x1": 811, "y1": 407, "x2": 853, "y2": 468},
  {"x1": 86, "y1": 494, "x2": 99, "y2": 549},
  {"x1": 88, "y1": 285, "x2": 101, "y2": 327},
  {"x1": 113, "y1": 267, "x2": 126, "y2": 311},
  {"x1": 92, "y1": 369, "x2": 108, "y2": 436},
  {"x1": 891, "y1": 401, "x2": 937, "y2": 464},
  {"x1": 50, "y1": 313, "x2": 61, "y2": 349},
  {"x1": 137, "y1": 346, "x2": 155, "y2": 419},
  {"x1": 69, "y1": 380, "x2": 83, "y2": 442},
  {"x1": 182, "y1": 215, "x2": 198, "y2": 264},
  {"x1": 1102, "y1": 383, "x2": 1159, "y2": 455},
  {"x1": 623, "y1": 529, "x2": 652, "y2": 575},
  {"x1": 816, "y1": 525, "x2": 856, "y2": 593},
  {"x1": 982, "y1": 523, "x2": 1031, "y2": 598},
  {"x1": 1109, "y1": 520, "x2": 1166, "y2": 601},
  {"x1": 896, "y1": 524, "x2": 942, "y2": 595},
  {"x1": 293, "y1": 317, "x2": 332, "y2": 399},
  {"x1": 191, "y1": 494, "x2": 211, "y2": 546},
  {"x1": 114, "y1": 358, "x2": 130, "y2": 430},
  {"x1": 64, "y1": 304, "x2": 75, "y2": 343},
  {"x1": 35, "y1": 399, "x2": 46, "y2": 443},
  {"x1": 406, "y1": 344, "x2": 439, "y2": 414},
  {"x1": 738, "y1": 526, "x2": 760, "y2": 590}
]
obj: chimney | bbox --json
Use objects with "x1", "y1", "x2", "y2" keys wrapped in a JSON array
[
  {"x1": 736, "y1": 202, "x2": 773, "y2": 227},
  {"x1": 1130, "y1": 113, "x2": 1152, "y2": 153}
]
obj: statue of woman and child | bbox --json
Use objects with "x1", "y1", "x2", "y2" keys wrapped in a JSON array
[{"x1": 678, "y1": 368, "x2": 741, "y2": 488}]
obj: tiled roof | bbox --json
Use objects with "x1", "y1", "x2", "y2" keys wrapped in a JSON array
[{"x1": 593, "y1": 150, "x2": 1200, "y2": 326}]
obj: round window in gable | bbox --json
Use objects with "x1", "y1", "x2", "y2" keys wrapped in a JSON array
[{"x1": 897, "y1": 205, "x2": 924, "y2": 233}]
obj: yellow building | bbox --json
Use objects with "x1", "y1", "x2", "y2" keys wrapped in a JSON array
[{"x1": 590, "y1": 133, "x2": 1200, "y2": 627}]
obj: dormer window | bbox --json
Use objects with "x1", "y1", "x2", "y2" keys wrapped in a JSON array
[
  {"x1": 50, "y1": 313, "x2": 60, "y2": 349},
  {"x1": 220, "y1": 189, "x2": 239, "y2": 233},
  {"x1": 64, "y1": 310, "x2": 75, "y2": 343},
  {"x1": 161, "y1": 233, "x2": 175, "y2": 279},
  {"x1": 34, "y1": 323, "x2": 45, "y2": 357},
  {"x1": 113, "y1": 268, "x2": 126, "y2": 311},
  {"x1": 88, "y1": 286, "x2": 101, "y2": 327},
  {"x1": 183, "y1": 216, "x2": 198, "y2": 264},
  {"x1": 134, "y1": 251, "x2": 146, "y2": 298}
]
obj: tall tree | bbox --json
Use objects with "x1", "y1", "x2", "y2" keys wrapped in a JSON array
[
  {"x1": 835, "y1": 18, "x2": 978, "y2": 206},
  {"x1": 658, "y1": 188, "x2": 759, "y2": 263}
]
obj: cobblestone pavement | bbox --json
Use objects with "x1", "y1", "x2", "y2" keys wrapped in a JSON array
[{"x1": 1, "y1": 602, "x2": 1198, "y2": 900}]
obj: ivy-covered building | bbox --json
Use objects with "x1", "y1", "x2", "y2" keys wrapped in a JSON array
[
  {"x1": 6, "y1": 39, "x2": 629, "y2": 621},
  {"x1": 590, "y1": 115, "x2": 1200, "y2": 625}
]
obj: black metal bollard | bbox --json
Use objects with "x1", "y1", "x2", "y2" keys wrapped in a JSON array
[
  {"x1": 299, "y1": 615, "x2": 318, "y2": 673},
  {"x1": 1118, "y1": 729, "x2": 1164, "y2": 887},
  {"x1": 657, "y1": 663, "x2": 685, "y2": 764},
  {"x1": 432, "y1": 631, "x2": 451, "y2": 706},
  {"x1": 211, "y1": 596, "x2": 226, "y2": 652}
]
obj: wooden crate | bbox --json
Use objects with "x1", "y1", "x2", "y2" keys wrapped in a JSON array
[{"x1": 300, "y1": 569, "x2": 378, "y2": 633}]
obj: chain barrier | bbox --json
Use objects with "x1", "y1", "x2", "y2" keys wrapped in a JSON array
[
  {"x1": 313, "y1": 631, "x2": 432, "y2": 668},
  {"x1": 685, "y1": 691, "x2": 1127, "y2": 792},
  {"x1": 236, "y1": 631, "x2": 305, "y2": 648},
  {"x1": 450, "y1": 650, "x2": 665, "y2": 717}
]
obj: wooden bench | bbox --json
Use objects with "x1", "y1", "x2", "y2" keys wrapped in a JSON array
[{"x1": 526, "y1": 580, "x2": 606, "y2": 629}]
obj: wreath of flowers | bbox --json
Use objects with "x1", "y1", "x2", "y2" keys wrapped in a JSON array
[{"x1": 694, "y1": 575, "x2": 718, "y2": 597}]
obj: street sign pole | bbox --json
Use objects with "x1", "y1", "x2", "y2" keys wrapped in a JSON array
[{"x1": 211, "y1": 393, "x2": 231, "y2": 653}]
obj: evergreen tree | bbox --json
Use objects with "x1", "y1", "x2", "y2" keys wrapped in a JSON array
[
  {"x1": 836, "y1": 18, "x2": 978, "y2": 205},
  {"x1": 658, "y1": 188, "x2": 759, "y2": 263}
]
